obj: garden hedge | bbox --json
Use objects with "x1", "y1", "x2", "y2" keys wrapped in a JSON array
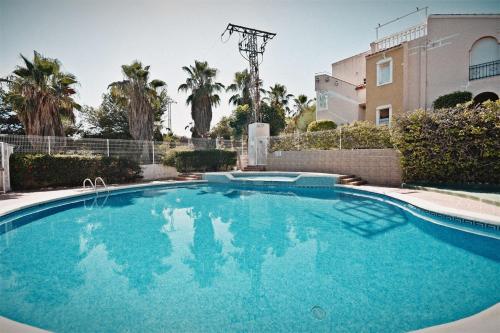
[
  {"x1": 392, "y1": 100, "x2": 500, "y2": 184},
  {"x1": 163, "y1": 149, "x2": 237, "y2": 172},
  {"x1": 269, "y1": 121, "x2": 392, "y2": 152},
  {"x1": 432, "y1": 91, "x2": 472, "y2": 109},
  {"x1": 307, "y1": 120, "x2": 337, "y2": 132},
  {"x1": 10, "y1": 154, "x2": 142, "y2": 190}
]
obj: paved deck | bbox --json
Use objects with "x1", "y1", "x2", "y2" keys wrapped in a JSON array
[{"x1": 341, "y1": 185, "x2": 500, "y2": 226}]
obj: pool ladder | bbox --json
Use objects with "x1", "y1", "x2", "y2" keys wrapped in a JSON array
[
  {"x1": 83, "y1": 177, "x2": 109, "y2": 209},
  {"x1": 83, "y1": 177, "x2": 109, "y2": 193}
]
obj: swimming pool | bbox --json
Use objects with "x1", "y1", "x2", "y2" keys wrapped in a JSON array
[{"x1": 1, "y1": 183, "x2": 499, "y2": 332}]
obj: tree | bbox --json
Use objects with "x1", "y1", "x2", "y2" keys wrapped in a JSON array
[
  {"x1": 0, "y1": 88, "x2": 24, "y2": 134},
  {"x1": 264, "y1": 83, "x2": 294, "y2": 115},
  {"x1": 292, "y1": 94, "x2": 313, "y2": 117},
  {"x1": 226, "y1": 70, "x2": 252, "y2": 107},
  {"x1": 79, "y1": 93, "x2": 131, "y2": 139},
  {"x1": 178, "y1": 60, "x2": 224, "y2": 138},
  {"x1": 109, "y1": 61, "x2": 166, "y2": 141},
  {"x1": 260, "y1": 102, "x2": 286, "y2": 136},
  {"x1": 209, "y1": 116, "x2": 233, "y2": 139},
  {"x1": 1, "y1": 51, "x2": 80, "y2": 136},
  {"x1": 229, "y1": 104, "x2": 252, "y2": 139}
]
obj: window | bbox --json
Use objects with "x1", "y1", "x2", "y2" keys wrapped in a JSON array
[
  {"x1": 469, "y1": 37, "x2": 500, "y2": 80},
  {"x1": 317, "y1": 91, "x2": 328, "y2": 111},
  {"x1": 376, "y1": 105, "x2": 392, "y2": 126},
  {"x1": 376, "y1": 58, "x2": 393, "y2": 86}
]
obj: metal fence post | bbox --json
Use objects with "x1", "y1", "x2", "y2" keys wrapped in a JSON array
[
  {"x1": 1, "y1": 142, "x2": 5, "y2": 194},
  {"x1": 106, "y1": 139, "x2": 110, "y2": 157},
  {"x1": 339, "y1": 127, "x2": 342, "y2": 150},
  {"x1": 152, "y1": 141, "x2": 155, "y2": 164}
]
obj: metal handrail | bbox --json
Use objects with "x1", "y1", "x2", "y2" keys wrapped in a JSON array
[
  {"x1": 83, "y1": 178, "x2": 95, "y2": 190},
  {"x1": 94, "y1": 177, "x2": 108, "y2": 193}
]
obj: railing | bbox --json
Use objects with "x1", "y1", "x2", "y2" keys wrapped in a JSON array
[
  {"x1": 0, "y1": 134, "x2": 247, "y2": 164},
  {"x1": 469, "y1": 60, "x2": 500, "y2": 81},
  {"x1": 372, "y1": 23, "x2": 427, "y2": 53}
]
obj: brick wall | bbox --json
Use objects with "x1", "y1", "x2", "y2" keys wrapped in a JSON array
[{"x1": 266, "y1": 149, "x2": 402, "y2": 186}]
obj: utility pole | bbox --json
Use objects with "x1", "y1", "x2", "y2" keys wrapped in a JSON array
[{"x1": 221, "y1": 23, "x2": 276, "y2": 122}]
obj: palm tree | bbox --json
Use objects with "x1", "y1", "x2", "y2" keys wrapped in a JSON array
[
  {"x1": 265, "y1": 83, "x2": 294, "y2": 115},
  {"x1": 1, "y1": 51, "x2": 80, "y2": 137},
  {"x1": 226, "y1": 69, "x2": 252, "y2": 107},
  {"x1": 109, "y1": 61, "x2": 166, "y2": 141},
  {"x1": 292, "y1": 94, "x2": 313, "y2": 117},
  {"x1": 178, "y1": 61, "x2": 224, "y2": 138}
]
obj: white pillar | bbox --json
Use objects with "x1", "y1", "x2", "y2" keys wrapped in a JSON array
[{"x1": 247, "y1": 122, "x2": 270, "y2": 166}]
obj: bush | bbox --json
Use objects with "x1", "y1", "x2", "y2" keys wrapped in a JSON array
[
  {"x1": 269, "y1": 121, "x2": 392, "y2": 152},
  {"x1": 10, "y1": 154, "x2": 142, "y2": 190},
  {"x1": 307, "y1": 120, "x2": 337, "y2": 132},
  {"x1": 341, "y1": 121, "x2": 392, "y2": 149},
  {"x1": 163, "y1": 149, "x2": 237, "y2": 172},
  {"x1": 433, "y1": 91, "x2": 472, "y2": 109},
  {"x1": 392, "y1": 100, "x2": 500, "y2": 184}
]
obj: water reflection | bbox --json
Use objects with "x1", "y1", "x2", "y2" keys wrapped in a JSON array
[
  {"x1": 183, "y1": 214, "x2": 226, "y2": 288},
  {"x1": 1, "y1": 185, "x2": 499, "y2": 333}
]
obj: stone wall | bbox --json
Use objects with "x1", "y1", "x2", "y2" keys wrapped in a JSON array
[
  {"x1": 140, "y1": 164, "x2": 178, "y2": 180},
  {"x1": 266, "y1": 149, "x2": 402, "y2": 186}
]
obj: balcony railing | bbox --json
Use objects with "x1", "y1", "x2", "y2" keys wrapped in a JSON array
[
  {"x1": 372, "y1": 23, "x2": 427, "y2": 53},
  {"x1": 469, "y1": 60, "x2": 500, "y2": 81}
]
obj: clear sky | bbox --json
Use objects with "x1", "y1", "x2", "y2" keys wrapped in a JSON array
[{"x1": 1, "y1": 0, "x2": 498, "y2": 136}]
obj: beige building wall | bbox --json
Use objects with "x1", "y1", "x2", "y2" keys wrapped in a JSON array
[
  {"x1": 425, "y1": 14, "x2": 500, "y2": 107},
  {"x1": 365, "y1": 45, "x2": 405, "y2": 124},
  {"x1": 331, "y1": 51, "x2": 368, "y2": 85}
]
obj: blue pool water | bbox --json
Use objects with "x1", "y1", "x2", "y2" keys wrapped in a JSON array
[{"x1": 1, "y1": 184, "x2": 499, "y2": 333}]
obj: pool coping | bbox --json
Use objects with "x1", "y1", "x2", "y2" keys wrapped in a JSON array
[{"x1": 0, "y1": 177, "x2": 499, "y2": 332}]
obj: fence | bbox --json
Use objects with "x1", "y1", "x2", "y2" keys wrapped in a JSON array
[
  {"x1": 267, "y1": 126, "x2": 393, "y2": 153},
  {"x1": 0, "y1": 134, "x2": 246, "y2": 165}
]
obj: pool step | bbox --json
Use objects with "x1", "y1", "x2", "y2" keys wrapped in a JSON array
[
  {"x1": 339, "y1": 175, "x2": 368, "y2": 186},
  {"x1": 243, "y1": 165, "x2": 266, "y2": 172},
  {"x1": 175, "y1": 173, "x2": 203, "y2": 181}
]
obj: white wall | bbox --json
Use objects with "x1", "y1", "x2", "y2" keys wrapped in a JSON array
[{"x1": 315, "y1": 75, "x2": 365, "y2": 125}]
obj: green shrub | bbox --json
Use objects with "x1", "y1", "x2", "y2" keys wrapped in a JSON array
[
  {"x1": 269, "y1": 121, "x2": 392, "y2": 152},
  {"x1": 433, "y1": 91, "x2": 472, "y2": 109},
  {"x1": 307, "y1": 120, "x2": 337, "y2": 132},
  {"x1": 163, "y1": 149, "x2": 237, "y2": 172},
  {"x1": 341, "y1": 121, "x2": 392, "y2": 149},
  {"x1": 10, "y1": 154, "x2": 142, "y2": 190},
  {"x1": 392, "y1": 100, "x2": 500, "y2": 184}
]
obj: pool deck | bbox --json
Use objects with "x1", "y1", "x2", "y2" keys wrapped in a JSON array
[{"x1": 0, "y1": 179, "x2": 499, "y2": 333}]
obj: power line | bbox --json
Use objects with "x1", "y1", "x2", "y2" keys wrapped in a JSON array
[{"x1": 221, "y1": 23, "x2": 276, "y2": 123}]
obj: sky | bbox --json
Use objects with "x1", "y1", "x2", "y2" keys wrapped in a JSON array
[{"x1": 1, "y1": 0, "x2": 499, "y2": 136}]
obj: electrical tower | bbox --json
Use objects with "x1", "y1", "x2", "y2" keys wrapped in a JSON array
[{"x1": 221, "y1": 23, "x2": 276, "y2": 122}]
